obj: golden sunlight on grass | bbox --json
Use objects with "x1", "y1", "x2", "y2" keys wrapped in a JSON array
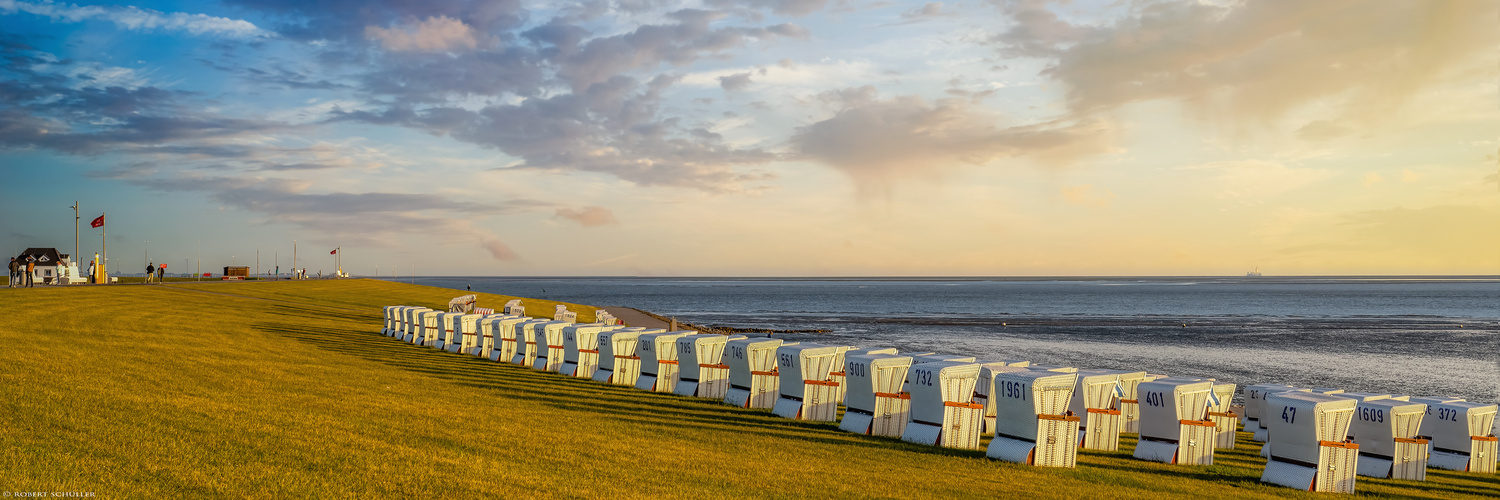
[{"x1": 0, "y1": 280, "x2": 1493, "y2": 497}]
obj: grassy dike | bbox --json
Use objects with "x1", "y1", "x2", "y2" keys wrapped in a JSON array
[{"x1": 0, "y1": 279, "x2": 1493, "y2": 498}]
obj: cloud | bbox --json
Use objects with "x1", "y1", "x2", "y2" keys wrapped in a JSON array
[
  {"x1": 0, "y1": 0, "x2": 270, "y2": 38},
  {"x1": 709, "y1": 0, "x2": 833, "y2": 17},
  {"x1": 1400, "y1": 169, "x2": 1422, "y2": 183},
  {"x1": 555, "y1": 206, "x2": 619, "y2": 227},
  {"x1": 0, "y1": 107, "x2": 284, "y2": 155},
  {"x1": 989, "y1": 0, "x2": 1091, "y2": 57},
  {"x1": 0, "y1": 43, "x2": 289, "y2": 155},
  {"x1": 365, "y1": 16, "x2": 479, "y2": 52},
  {"x1": 679, "y1": 60, "x2": 874, "y2": 90},
  {"x1": 0, "y1": 38, "x2": 519, "y2": 257},
  {"x1": 789, "y1": 86, "x2": 1115, "y2": 195},
  {"x1": 295, "y1": 8, "x2": 799, "y2": 191},
  {"x1": 256, "y1": 161, "x2": 353, "y2": 171},
  {"x1": 718, "y1": 72, "x2": 753, "y2": 92},
  {"x1": 765, "y1": 23, "x2": 810, "y2": 39},
  {"x1": 0, "y1": 111, "x2": 284, "y2": 155},
  {"x1": 332, "y1": 75, "x2": 777, "y2": 191},
  {"x1": 998, "y1": 0, "x2": 1498, "y2": 129},
  {"x1": 240, "y1": 66, "x2": 352, "y2": 91},
  {"x1": 1364, "y1": 172, "x2": 1384, "y2": 187},
  {"x1": 890, "y1": 2, "x2": 954, "y2": 25},
  {"x1": 480, "y1": 239, "x2": 518, "y2": 260},
  {"x1": 221, "y1": 0, "x2": 523, "y2": 43},
  {"x1": 548, "y1": 10, "x2": 807, "y2": 92},
  {"x1": 355, "y1": 46, "x2": 545, "y2": 104},
  {"x1": 124, "y1": 174, "x2": 528, "y2": 260}
]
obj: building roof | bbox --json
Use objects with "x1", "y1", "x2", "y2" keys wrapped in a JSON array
[{"x1": 16, "y1": 248, "x2": 68, "y2": 265}]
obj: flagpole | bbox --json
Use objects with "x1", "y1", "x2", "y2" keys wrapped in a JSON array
[
  {"x1": 101, "y1": 211, "x2": 107, "y2": 284},
  {"x1": 71, "y1": 202, "x2": 79, "y2": 270}
]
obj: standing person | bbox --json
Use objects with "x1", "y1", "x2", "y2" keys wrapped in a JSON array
[
  {"x1": 146, "y1": 262, "x2": 155, "y2": 284},
  {"x1": 157, "y1": 265, "x2": 164, "y2": 282},
  {"x1": 25, "y1": 256, "x2": 36, "y2": 287},
  {"x1": 8, "y1": 257, "x2": 16, "y2": 288}
]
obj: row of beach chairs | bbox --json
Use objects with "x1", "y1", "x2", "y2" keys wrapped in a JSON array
[{"x1": 377, "y1": 304, "x2": 1497, "y2": 495}]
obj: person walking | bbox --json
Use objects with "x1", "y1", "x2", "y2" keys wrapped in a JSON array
[
  {"x1": 25, "y1": 256, "x2": 36, "y2": 287},
  {"x1": 8, "y1": 257, "x2": 17, "y2": 288},
  {"x1": 146, "y1": 262, "x2": 155, "y2": 284}
]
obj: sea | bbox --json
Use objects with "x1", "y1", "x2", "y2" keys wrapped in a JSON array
[{"x1": 388, "y1": 276, "x2": 1500, "y2": 404}]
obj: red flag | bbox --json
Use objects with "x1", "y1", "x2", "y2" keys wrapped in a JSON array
[
  {"x1": 330, "y1": 249, "x2": 337, "y2": 255},
  {"x1": 90, "y1": 215, "x2": 105, "y2": 228}
]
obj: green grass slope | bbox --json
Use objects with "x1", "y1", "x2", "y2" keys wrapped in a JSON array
[{"x1": 0, "y1": 279, "x2": 1494, "y2": 498}]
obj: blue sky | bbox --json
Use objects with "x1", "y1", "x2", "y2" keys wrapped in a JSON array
[{"x1": 2, "y1": 0, "x2": 1496, "y2": 276}]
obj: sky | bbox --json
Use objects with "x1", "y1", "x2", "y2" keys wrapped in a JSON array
[{"x1": 1, "y1": 0, "x2": 1496, "y2": 276}]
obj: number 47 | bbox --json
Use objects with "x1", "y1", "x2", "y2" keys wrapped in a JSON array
[{"x1": 1281, "y1": 406, "x2": 1296, "y2": 424}]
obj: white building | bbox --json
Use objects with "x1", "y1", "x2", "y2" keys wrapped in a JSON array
[{"x1": 15, "y1": 248, "x2": 80, "y2": 285}]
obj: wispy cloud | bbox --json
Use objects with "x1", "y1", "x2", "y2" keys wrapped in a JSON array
[
  {"x1": 122, "y1": 174, "x2": 529, "y2": 260},
  {"x1": 0, "y1": 0, "x2": 271, "y2": 38},
  {"x1": 997, "y1": 0, "x2": 1497, "y2": 129},
  {"x1": 790, "y1": 86, "x2": 1116, "y2": 197},
  {"x1": 887, "y1": 2, "x2": 955, "y2": 26},
  {"x1": 365, "y1": 16, "x2": 478, "y2": 52},
  {"x1": 554, "y1": 206, "x2": 619, "y2": 227}
]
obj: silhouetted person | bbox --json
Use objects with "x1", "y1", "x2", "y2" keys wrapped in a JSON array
[{"x1": 8, "y1": 257, "x2": 16, "y2": 288}]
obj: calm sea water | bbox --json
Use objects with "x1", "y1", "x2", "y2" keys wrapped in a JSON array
[{"x1": 391, "y1": 277, "x2": 1500, "y2": 403}]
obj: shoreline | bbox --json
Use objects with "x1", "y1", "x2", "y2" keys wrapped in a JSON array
[{"x1": 624, "y1": 306, "x2": 831, "y2": 335}]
